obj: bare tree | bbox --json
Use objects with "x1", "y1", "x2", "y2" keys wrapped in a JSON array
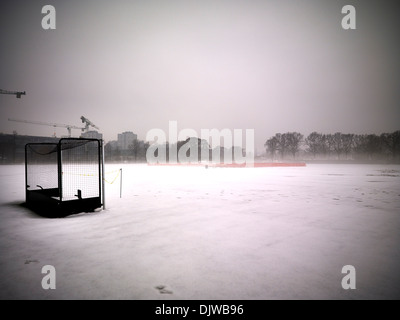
[
  {"x1": 331, "y1": 132, "x2": 344, "y2": 159},
  {"x1": 130, "y1": 139, "x2": 140, "y2": 161},
  {"x1": 353, "y1": 134, "x2": 382, "y2": 160},
  {"x1": 381, "y1": 131, "x2": 400, "y2": 160},
  {"x1": 353, "y1": 135, "x2": 366, "y2": 159},
  {"x1": 264, "y1": 136, "x2": 279, "y2": 160},
  {"x1": 265, "y1": 133, "x2": 302, "y2": 160},
  {"x1": 320, "y1": 134, "x2": 331, "y2": 157},
  {"x1": 329, "y1": 133, "x2": 354, "y2": 160},
  {"x1": 139, "y1": 142, "x2": 150, "y2": 161},
  {"x1": 265, "y1": 130, "x2": 399, "y2": 162},
  {"x1": 305, "y1": 132, "x2": 322, "y2": 158},
  {"x1": 366, "y1": 134, "x2": 383, "y2": 159},
  {"x1": 275, "y1": 133, "x2": 290, "y2": 159},
  {"x1": 286, "y1": 132, "x2": 303, "y2": 159},
  {"x1": 341, "y1": 134, "x2": 354, "y2": 159},
  {"x1": 324, "y1": 134, "x2": 334, "y2": 158}
]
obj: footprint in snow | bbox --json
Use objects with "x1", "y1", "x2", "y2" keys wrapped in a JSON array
[{"x1": 155, "y1": 285, "x2": 173, "y2": 294}]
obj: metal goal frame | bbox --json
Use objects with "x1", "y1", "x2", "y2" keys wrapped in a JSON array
[{"x1": 25, "y1": 138, "x2": 104, "y2": 216}]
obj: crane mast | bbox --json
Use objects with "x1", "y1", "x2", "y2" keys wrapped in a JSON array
[
  {"x1": 1, "y1": 89, "x2": 26, "y2": 98},
  {"x1": 80, "y1": 116, "x2": 99, "y2": 133},
  {"x1": 8, "y1": 118, "x2": 84, "y2": 137}
]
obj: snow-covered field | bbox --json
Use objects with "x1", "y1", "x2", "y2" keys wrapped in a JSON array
[{"x1": 0, "y1": 163, "x2": 399, "y2": 300}]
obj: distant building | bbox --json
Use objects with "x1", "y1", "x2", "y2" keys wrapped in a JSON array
[
  {"x1": 81, "y1": 130, "x2": 103, "y2": 140},
  {"x1": 117, "y1": 131, "x2": 137, "y2": 150}
]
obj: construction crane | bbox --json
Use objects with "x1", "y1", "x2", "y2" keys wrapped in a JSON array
[
  {"x1": 80, "y1": 116, "x2": 99, "y2": 133},
  {"x1": 8, "y1": 118, "x2": 84, "y2": 137},
  {"x1": 1, "y1": 89, "x2": 26, "y2": 98}
]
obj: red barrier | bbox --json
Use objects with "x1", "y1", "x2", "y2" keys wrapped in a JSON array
[{"x1": 148, "y1": 162, "x2": 306, "y2": 168}]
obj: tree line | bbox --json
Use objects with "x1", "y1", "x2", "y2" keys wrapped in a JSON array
[
  {"x1": 104, "y1": 140, "x2": 150, "y2": 162},
  {"x1": 147, "y1": 137, "x2": 246, "y2": 163},
  {"x1": 104, "y1": 137, "x2": 246, "y2": 163},
  {"x1": 264, "y1": 130, "x2": 400, "y2": 162},
  {"x1": 104, "y1": 130, "x2": 400, "y2": 163}
]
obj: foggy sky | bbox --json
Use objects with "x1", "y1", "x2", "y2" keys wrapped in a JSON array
[{"x1": 1, "y1": 0, "x2": 399, "y2": 150}]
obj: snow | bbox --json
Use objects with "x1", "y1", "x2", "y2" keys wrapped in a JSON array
[{"x1": 0, "y1": 163, "x2": 399, "y2": 300}]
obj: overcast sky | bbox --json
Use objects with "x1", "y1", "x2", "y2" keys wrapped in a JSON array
[{"x1": 0, "y1": 0, "x2": 399, "y2": 150}]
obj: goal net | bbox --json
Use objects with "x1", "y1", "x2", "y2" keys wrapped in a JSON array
[{"x1": 25, "y1": 138, "x2": 103, "y2": 215}]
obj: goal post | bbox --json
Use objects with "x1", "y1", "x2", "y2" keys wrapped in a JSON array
[
  {"x1": 25, "y1": 138, "x2": 104, "y2": 217},
  {"x1": 101, "y1": 139, "x2": 106, "y2": 210}
]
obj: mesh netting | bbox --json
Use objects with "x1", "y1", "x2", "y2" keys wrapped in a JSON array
[
  {"x1": 26, "y1": 144, "x2": 58, "y2": 191},
  {"x1": 60, "y1": 139, "x2": 100, "y2": 200},
  {"x1": 26, "y1": 139, "x2": 101, "y2": 201}
]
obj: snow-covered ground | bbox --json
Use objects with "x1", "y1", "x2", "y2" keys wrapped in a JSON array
[{"x1": 0, "y1": 163, "x2": 399, "y2": 300}]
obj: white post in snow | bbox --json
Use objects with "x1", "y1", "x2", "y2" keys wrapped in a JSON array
[
  {"x1": 101, "y1": 139, "x2": 106, "y2": 210},
  {"x1": 120, "y1": 168, "x2": 122, "y2": 198}
]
